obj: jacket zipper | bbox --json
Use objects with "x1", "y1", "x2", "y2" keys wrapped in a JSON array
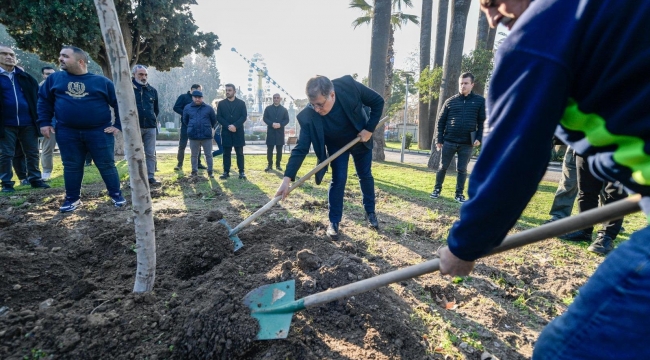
[{"x1": 11, "y1": 76, "x2": 19, "y2": 126}]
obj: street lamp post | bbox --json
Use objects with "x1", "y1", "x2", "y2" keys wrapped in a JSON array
[{"x1": 399, "y1": 71, "x2": 414, "y2": 163}]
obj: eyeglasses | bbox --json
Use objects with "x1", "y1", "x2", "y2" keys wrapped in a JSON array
[{"x1": 310, "y1": 94, "x2": 330, "y2": 110}]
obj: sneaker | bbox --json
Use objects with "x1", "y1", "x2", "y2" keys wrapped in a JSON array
[
  {"x1": 327, "y1": 222, "x2": 340, "y2": 240},
  {"x1": 190, "y1": 171, "x2": 198, "y2": 177},
  {"x1": 239, "y1": 172, "x2": 247, "y2": 180},
  {"x1": 454, "y1": 194, "x2": 467, "y2": 203},
  {"x1": 219, "y1": 172, "x2": 230, "y2": 179},
  {"x1": 60, "y1": 198, "x2": 81, "y2": 213},
  {"x1": 148, "y1": 178, "x2": 161, "y2": 186},
  {"x1": 31, "y1": 180, "x2": 51, "y2": 189},
  {"x1": 42, "y1": 172, "x2": 51, "y2": 181},
  {"x1": 365, "y1": 212, "x2": 379, "y2": 230},
  {"x1": 173, "y1": 164, "x2": 182, "y2": 171},
  {"x1": 197, "y1": 163, "x2": 208, "y2": 170},
  {"x1": 543, "y1": 217, "x2": 560, "y2": 224},
  {"x1": 265, "y1": 165, "x2": 272, "y2": 172},
  {"x1": 430, "y1": 189, "x2": 441, "y2": 199},
  {"x1": 20, "y1": 179, "x2": 30, "y2": 186},
  {"x1": 110, "y1": 194, "x2": 127, "y2": 207},
  {"x1": 208, "y1": 172, "x2": 214, "y2": 178},
  {"x1": 1, "y1": 184, "x2": 15, "y2": 193},
  {"x1": 559, "y1": 230, "x2": 592, "y2": 242},
  {"x1": 276, "y1": 165, "x2": 283, "y2": 171},
  {"x1": 588, "y1": 234, "x2": 614, "y2": 255}
]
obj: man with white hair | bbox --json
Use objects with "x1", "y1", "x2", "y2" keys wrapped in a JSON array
[{"x1": 132, "y1": 64, "x2": 160, "y2": 186}]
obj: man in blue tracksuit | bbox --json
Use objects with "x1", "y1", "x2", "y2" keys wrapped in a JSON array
[
  {"x1": 132, "y1": 64, "x2": 160, "y2": 186},
  {"x1": 438, "y1": 1, "x2": 650, "y2": 358},
  {"x1": 38, "y1": 46, "x2": 125, "y2": 212}
]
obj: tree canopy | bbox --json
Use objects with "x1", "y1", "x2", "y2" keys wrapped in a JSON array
[{"x1": 0, "y1": 0, "x2": 221, "y2": 77}]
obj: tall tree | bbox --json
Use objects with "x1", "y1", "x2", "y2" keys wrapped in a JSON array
[
  {"x1": 0, "y1": 0, "x2": 221, "y2": 78},
  {"x1": 417, "y1": 0, "x2": 433, "y2": 150},
  {"x1": 427, "y1": 0, "x2": 450, "y2": 169},
  {"x1": 367, "y1": 0, "x2": 392, "y2": 161},
  {"x1": 94, "y1": 0, "x2": 156, "y2": 292}
]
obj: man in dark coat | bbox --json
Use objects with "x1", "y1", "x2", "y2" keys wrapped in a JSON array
[
  {"x1": 263, "y1": 93, "x2": 289, "y2": 172},
  {"x1": 173, "y1": 84, "x2": 205, "y2": 171},
  {"x1": 275, "y1": 75, "x2": 384, "y2": 240},
  {"x1": 182, "y1": 90, "x2": 217, "y2": 178},
  {"x1": 216, "y1": 83, "x2": 247, "y2": 179},
  {"x1": 132, "y1": 64, "x2": 160, "y2": 185}
]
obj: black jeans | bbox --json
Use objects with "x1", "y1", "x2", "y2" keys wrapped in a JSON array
[
  {"x1": 177, "y1": 124, "x2": 202, "y2": 166},
  {"x1": 434, "y1": 141, "x2": 473, "y2": 195},
  {"x1": 13, "y1": 141, "x2": 27, "y2": 180},
  {"x1": 267, "y1": 144, "x2": 282, "y2": 166},
  {"x1": 222, "y1": 146, "x2": 244, "y2": 174},
  {"x1": 0, "y1": 126, "x2": 41, "y2": 186},
  {"x1": 576, "y1": 155, "x2": 626, "y2": 239}
]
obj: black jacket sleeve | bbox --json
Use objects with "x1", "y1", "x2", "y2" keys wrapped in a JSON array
[
  {"x1": 436, "y1": 100, "x2": 450, "y2": 144},
  {"x1": 173, "y1": 94, "x2": 186, "y2": 115},
  {"x1": 355, "y1": 81, "x2": 384, "y2": 132}
]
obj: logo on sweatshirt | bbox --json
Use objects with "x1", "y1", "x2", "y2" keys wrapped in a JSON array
[{"x1": 65, "y1": 82, "x2": 88, "y2": 98}]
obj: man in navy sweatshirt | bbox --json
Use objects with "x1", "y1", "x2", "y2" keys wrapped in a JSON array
[
  {"x1": 438, "y1": 1, "x2": 650, "y2": 358},
  {"x1": 0, "y1": 44, "x2": 50, "y2": 192},
  {"x1": 38, "y1": 46, "x2": 125, "y2": 212}
]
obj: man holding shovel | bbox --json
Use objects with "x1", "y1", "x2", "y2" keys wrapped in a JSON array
[
  {"x1": 438, "y1": 0, "x2": 650, "y2": 358},
  {"x1": 276, "y1": 75, "x2": 384, "y2": 240}
]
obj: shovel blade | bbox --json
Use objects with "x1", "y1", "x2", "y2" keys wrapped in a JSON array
[
  {"x1": 219, "y1": 219, "x2": 244, "y2": 252},
  {"x1": 243, "y1": 280, "x2": 297, "y2": 340}
]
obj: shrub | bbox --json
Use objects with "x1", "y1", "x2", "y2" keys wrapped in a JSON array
[
  {"x1": 157, "y1": 132, "x2": 180, "y2": 141},
  {"x1": 400, "y1": 132, "x2": 414, "y2": 149}
]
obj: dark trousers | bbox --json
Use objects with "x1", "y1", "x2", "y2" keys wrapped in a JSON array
[
  {"x1": 576, "y1": 155, "x2": 626, "y2": 239},
  {"x1": 328, "y1": 145, "x2": 375, "y2": 223},
  {"x1": 0, "y1": 126, "x2": 41, "y2": 186},
  {"x1": 434, "y1": 141, "x2": 473, "y2": 195},
  {"x1": 177, "y1": 124, "x2": 203, "y2": 166},
  {"x1": 212, "y1": 131, "x2": 223, "y2": 157},
  {"x1": 267, "y1": 144, "x2": 282, "y2": 166},
  {"x1": 13, "y1": 141, "x2": 27, "y2": 180},
  {"x1": 222, "y1": 146, "x2": 244, "y2": 174}
]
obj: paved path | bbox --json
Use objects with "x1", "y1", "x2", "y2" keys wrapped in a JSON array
[{"x1": 155, "y1": 142, "x2": 562, "y2": 184}]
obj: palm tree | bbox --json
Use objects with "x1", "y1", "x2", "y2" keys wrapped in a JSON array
[
  {"x1": 368, "y1": 0, "x2": 392, "y2": 161},
  {"x1": 350, "y1": 0, "x2": 419, "y2": 102},
  {"x1": 427, "y1": 0, "x2": 449, "y2": 169},
  {"x1": 418, "y1": 0, "x2": 433, "y2": 150}
]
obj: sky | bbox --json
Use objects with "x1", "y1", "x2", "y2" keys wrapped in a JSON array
[{"x1": 190, "y1": 0, "x2": 485, "y2": 103}]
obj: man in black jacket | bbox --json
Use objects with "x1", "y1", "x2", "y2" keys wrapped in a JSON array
[
  {"x1": 263, "y1": 93, "x2": 289, "y2": 172},
  {"x1": 132, "y1": 65, "x2": 160, "y2": 185},
  {"x1": 0, "y1": 44, "x2": 49, "y2": 192},
  {"x1": 275, "y1": 75, "x2": 384, "y2": 240},
  {"x1": 173, "y1": 84, "x2": 205, "y2": 171},
  {"x1": 216, "y1": 83, "x2": 247, "y2": 179},
  {"x1": 430, "y1": 72, "x2": 485, "y2": 203}
]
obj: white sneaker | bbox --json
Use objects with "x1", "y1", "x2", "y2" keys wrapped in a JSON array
[{"x1": 42, "y1": 172, "x2": 51, "y2": 181}]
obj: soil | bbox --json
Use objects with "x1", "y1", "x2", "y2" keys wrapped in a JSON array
[{"x1": 0, "y1": 176, "x2": 596, "y2": 360}]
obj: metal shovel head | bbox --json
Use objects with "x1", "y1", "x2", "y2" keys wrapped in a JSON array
[
  {"x1": 218, "y1": 219, "x2": 244, "y2": 252},
  {"x1": 243, "y1": 280, "x2": 298, "y2": 340}
]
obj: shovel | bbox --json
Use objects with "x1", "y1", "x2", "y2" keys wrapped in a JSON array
[
  {"x1": 243, "y1": 194, "x2": 642, "y2": 340},
  {"x1": 221, "y1": 116, "x2": 390, "y2": 252}
]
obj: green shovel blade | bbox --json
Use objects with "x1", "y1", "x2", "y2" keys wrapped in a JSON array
[
  {"x1": 218, "y1": 219, "x2": 244, "y2": 252},
  {"x1": 243, "y1": 280, "x2": 304, "y2": 340}
]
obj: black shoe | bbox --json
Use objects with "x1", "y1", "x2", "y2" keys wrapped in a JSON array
[
  {"x1": 219, "y1": 172, "x2": 230, "y2": 179},
  {"x1": 191, "y1": 171, "x2": 198, "y2": 176},
  {"x1": 543, "y1": 217, "x2": 560, "y2": 224},
  {"x1": 559, "y1": 230, "x2": 592, "y2": 242},
  {"x1": 239, "y1": 172, "x2": 247, "y2": 180},
  {"x1": 276, "y1": 165, "x2": 283, "y2": 171},
  {"x1": 430, "y1": 189, "x2": 441, "y2": 199},
  {"x1": 454, "y1": 194, "x2": 467, "y2": 203},
  {"x1": 148, "y1": 178, "x2": 161, "y2": 186},
  {"x1": 1, "y1": 184, "x2": 15, "y2": 193},
  {"x1": 365, "y1": 212, "x2": 379, "y2": 230},
  {"x1": 85, "y1": 162, "x2": 92, "y2": 167},
  {"x1": 31, "y1": 180, "x2": 51, "y2": 189},
  {"x1": 327, "y1": 222, "x2": 340, "y2": 240},
  {"x1": 588, "y1": 234, "x2": 614, "y2": 255},
  {"x1": 197, "y1": 164, "x2": 208, "y2": 170},
  {"x1": 208, "y1": 172, "x2": 214, "y2": 178},
  {"x1": 265, "y1": 165, "x2": 272, "y2": 172},
  {"x1": 174, "y1": 164, "x2": 182, "y2": 171}
]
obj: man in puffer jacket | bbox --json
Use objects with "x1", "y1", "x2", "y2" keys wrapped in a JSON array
[
  {"x1": 182, "y1": 90, "x2": 216, "y2": 177},
  {"x1": 430, "y1": 72, "x2": 485, "y2": 203}
]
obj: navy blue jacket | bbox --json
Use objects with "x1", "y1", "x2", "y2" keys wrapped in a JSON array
[
  {"x1": 447, "y1": 0, "x2": 650, "y2": 261},
  {"x1": 263, "y1": 104, "x2": 289, "y2": 146},
  {"x1": 216, "y1": 97, "x2": 247, "y2": 147},
  {"x1": 284, "y1": 75, "x2": 384, "y2": 184},
  {"x1": 38, "y1": 71, "x2": 121, "y2": 131},
  {"x1": 0, "y1": 67, "x2": 39, "y2": 138},
  {"x1": 183, "y1": 102, "x2": 216, "y2": 140},
  {"x1": 132, "y1": 79, "x2": 159, "y2": 129}
]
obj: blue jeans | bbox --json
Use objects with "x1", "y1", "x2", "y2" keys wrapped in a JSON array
[
  {"x1": 533, "y1": 225, "x2": 650, "y2": 359},
  {"x1": 434, "y1": 141, "x2": 473, "y2": 195},
  {"x1": 0, "y1": 125, "x2": 41, "y2": 186},
  {"x1": 212, "y1": 131, "x2": 223, "y2": 157},
  {"x1": 141, "y1": 128, "x2": 157, "y2": 179},
  {"x1": 56, "y1": 127, "x2": 121, "y2": 201},
  {"x1": 327, "y1": 145, "x2": 375, "y2": 223}
]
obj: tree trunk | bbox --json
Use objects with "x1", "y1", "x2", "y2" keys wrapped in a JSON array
[
  {"x1": 368, "y1": 0, "x2": 391, "y2": 161},
  {"x1": 486, "y1": 27, "x2": 497, "y2": 51},
  {"x1": 418, "y1": 0, "x2": 433, "y2": 150},
  {"x1": 476, "y1": 7, "x2": 490, "y2": 50},
  {"x1": 427, "y1": 0, "x2": 449, "y2": 169},
  {"x1": 94, "y1": 0, "x2": 157, "y2": 293}
]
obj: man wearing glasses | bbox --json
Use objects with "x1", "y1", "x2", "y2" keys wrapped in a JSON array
[
  {"x1": 275, "y1": 75, "x2": 384, "y2": 240},
  {"x1": 438, "y1": 0, "x2": 650, "y2": 358}
]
